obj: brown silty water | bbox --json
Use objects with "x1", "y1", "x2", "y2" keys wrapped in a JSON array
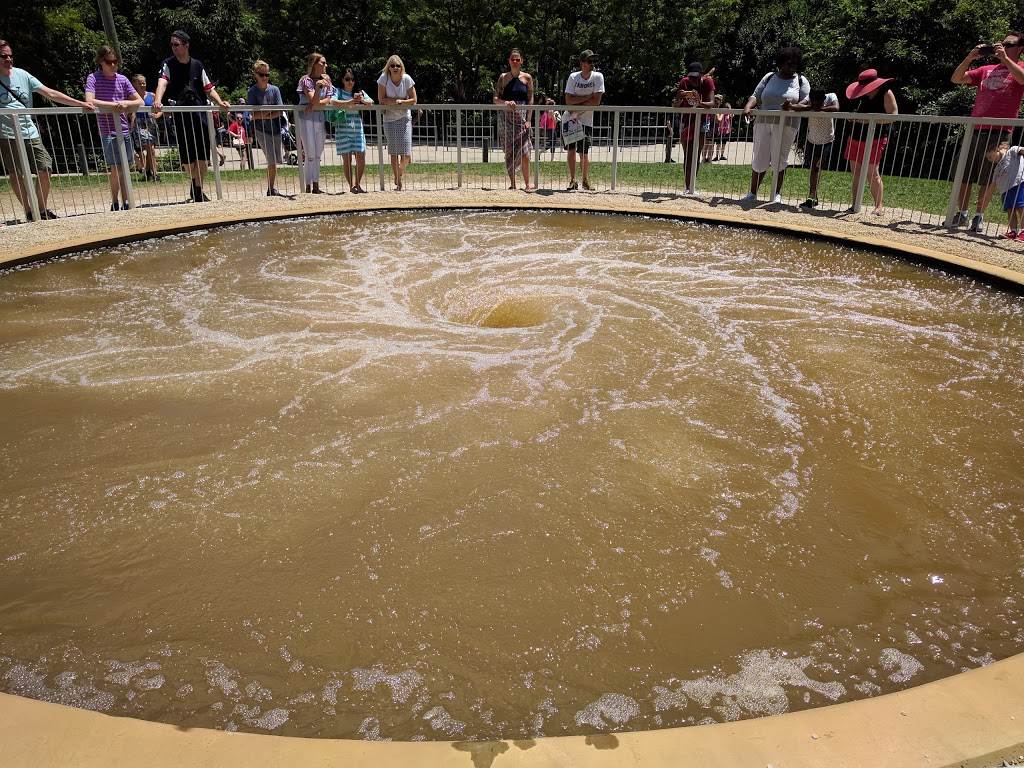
[{"x1": 1, "y1": 210, "x2": 1022, "y2": 740}]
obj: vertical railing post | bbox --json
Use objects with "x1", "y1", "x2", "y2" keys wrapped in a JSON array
[
  {"x1": 208, "y1": 107, "x2": 223, "y2": 200},
  {"x1": 9, "y1": 113, "x2": 41, "y2": 222},
  {"x1": 946, "y1": 118, "x2": 975, "y2": 226},
  {"x1": 769, "y1": 113, "x2": 788, "y2": 201},
  {"x1": 456, "y1": 106, "x2": 463, "y2": 189},
  {"x1": 376, "y1": 106, "x2": 386, "y2": 191},
  {"x1": 114, "y1": 111, "x2": 135, "y2": 209},
  {"x1": 851, "y1": 118, "x2": 876, "y2": 214},
  {"x1": 533, "y1": 105, "x2": 540, "y2": 190},
  {"x1": 611, "y1": 108, "x2": 620, "y2": 191}
]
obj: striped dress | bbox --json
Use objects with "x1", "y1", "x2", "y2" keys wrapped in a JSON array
[{"x1": 332, "y1": 88, "x2": 369, "y2": 154}]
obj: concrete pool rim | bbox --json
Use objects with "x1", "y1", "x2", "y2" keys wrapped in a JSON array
[{"x1": 1, "y1": 199, "x2": 1023, "y2": 767}]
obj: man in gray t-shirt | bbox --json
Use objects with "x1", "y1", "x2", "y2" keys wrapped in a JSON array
[{"x1": 0, "y1": 38, "x2": 94, "y2": 220}]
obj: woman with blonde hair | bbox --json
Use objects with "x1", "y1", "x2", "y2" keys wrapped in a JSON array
[
  {"x1": 376, "y1": 55, "x2": 417, "y2": 190},
  {"x1": 296, "y1": 52, "x2": 332, "y2": 193}
]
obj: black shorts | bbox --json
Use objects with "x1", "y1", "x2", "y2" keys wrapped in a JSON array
[
  {"x1": 804, "y1": 140, "x2": 832, "y2": 168},
  {"x1": 568, "y1": 125, "x2": 593, "y2": 154},
  {"x1": 173, "y1": 113, "x2": 212, "y2": 165}
]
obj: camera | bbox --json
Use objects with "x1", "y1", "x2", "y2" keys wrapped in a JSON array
[{"x1": 979, "y1": 44, "x2": 996, "y2": 55}]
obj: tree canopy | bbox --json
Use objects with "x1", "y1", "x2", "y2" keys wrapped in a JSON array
[{"x1": 1, "y1": 0, "x2": 1021, "y2": 113}]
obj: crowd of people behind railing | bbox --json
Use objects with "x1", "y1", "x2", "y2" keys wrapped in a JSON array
[{"x1": 2, "y1": 30, "x2": 1024, "y2": 238}]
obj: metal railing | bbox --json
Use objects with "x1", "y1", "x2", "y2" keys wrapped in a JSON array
[{"x1": 1, "y1": 104, "x2": 1021, "y2": 237}]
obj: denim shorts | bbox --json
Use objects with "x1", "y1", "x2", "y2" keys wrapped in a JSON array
[{"x1": 102, "y1": 133, "x2": 134, "y2": 166}]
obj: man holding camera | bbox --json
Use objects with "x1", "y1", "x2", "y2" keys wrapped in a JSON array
[{"x1": 950, "y1": 33, "x2": 1024, "y2": 230}]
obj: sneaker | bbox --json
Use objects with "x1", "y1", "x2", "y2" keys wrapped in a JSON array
[
  {"x1": 800, "y1": 198, "x2": 818, "y2": 208},
  {"x1": 267, "y1": 188, "x2": 283, "y2": 197},
  {"x1": 970, "y1": 213, "x2": 984, "y2": 232},
  {"x1": 1000, "y1": 231, "x2": 1018, "y2": 239},
  {"x1": 566, "y1": 180, "x2": 578, "y2": 191},
  {"x1": 772, "y1": 194, "x2": 782, "y2": 204},
  {"x1": 1017, "y1": 231, "x2": 1024, "y2": 241},
  {"x1": 951, "y1": 211, "x2": 969, "y2": 227},
  {"x1": 739, "y1": 192, "x2": 756, "y2": 202},
  {"x1": 582, "y1": 179, "x2": 594, "y2": 191},
  {"x1": 41, "y1": 209, "x2": 58, "y2": 220}
]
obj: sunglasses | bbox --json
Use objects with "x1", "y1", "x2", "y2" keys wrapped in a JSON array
[
  {"x1": 343, "y1": 77, "x2": 355, "y2": 81},
  {"x1": 389, "y1": 64, "x2": 402, "y2": 69},
  {"x1": 1003, "y1": 40, "x2": 1024, "y2": 47},
  {"x1": 103, "y1": 59, "x2": 119, "y2": 65},
  {"x1": 0, "y1": 53, "x2": 14, "y2": 60},
  {"x1": 254, "y1": 72, "x2": 269, "y2": 78}
]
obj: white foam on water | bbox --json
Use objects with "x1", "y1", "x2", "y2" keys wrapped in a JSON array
[
  {"x1": 573, "y1": 692, "x2": 640, "y2": 728},
  {"x1": 351, "y1": 666, "x2": 424, "y2": 704},
  {"x1": 879, "y1": 648, "x2": 925, "y2": 683}
]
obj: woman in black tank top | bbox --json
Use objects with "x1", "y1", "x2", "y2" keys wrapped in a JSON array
[{"x1": 493, "y1": 48, "x2": 535, "y2": 190}]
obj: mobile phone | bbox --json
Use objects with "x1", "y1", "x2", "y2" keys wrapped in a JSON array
[{"x1": 979, "y1": 44, "x2": 996, "y2": 55}]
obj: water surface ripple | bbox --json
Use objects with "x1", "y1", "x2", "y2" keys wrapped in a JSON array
[{"x1": 1, "y1": 210, "x2": 1022, "y2": 740}]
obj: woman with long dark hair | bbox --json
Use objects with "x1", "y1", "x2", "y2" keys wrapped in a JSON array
[
  {"x1": 331, "y1": 67, "x2": 373, "y2": 193},
  {"x1": 493, "y1": 48, "x2": 535, "y2": 190}
]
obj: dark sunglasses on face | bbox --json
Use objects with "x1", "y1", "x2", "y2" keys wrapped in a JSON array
[
  {"x1": 255, "y1": 72, "x2": 269, "y2": 78},
  {"x1": 0, "y1": 53, "x2": 14, "y2": 60}
]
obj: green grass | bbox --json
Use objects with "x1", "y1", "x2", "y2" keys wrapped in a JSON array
[{"x1": 1, "y1": 158, "x2": 1004, "y2": 225}]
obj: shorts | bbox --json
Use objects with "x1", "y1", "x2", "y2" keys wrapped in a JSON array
[
  {"x1": 567, "y1": 125, "x2": 593, "y2": 154},
  {"x1": 679, "y1": 123, "x2": 708, "y2": 143},
  {"x1": 0, "y1": 136, "x2": 53, "y2": 176},
  {"x1": 844, "y1": 135, "x2": 888, "y2": 165},
  {"x1": 962, "y1": 127, "x2": 1009, "y2": 185},
  {"x1": 1001, "y1": 182, "x2": 1024, "y2": 212},
  {"x1": 804, "y1": 140, "x2": 832, "y2": 168},
  {"x1": 102, "y1": 133, "x2": 134, "y2": 166},
  {"x1": 254, "y1": 125, "x2": 283, "y2": 165},
  {"x1": 172, "y1": 112, "x2": 212, "y2": 165}
]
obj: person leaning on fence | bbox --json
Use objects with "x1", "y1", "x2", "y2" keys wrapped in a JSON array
[
  {"x1": 950, "y1": 33, "x2": 1024, "y2": 232},
  {"x1": 152, "y1": 30, "x2": 231, "y2": 203},
  {"x1": 984, "y1": 140, "x2": 1024, "y2": 240},
  {"x1": 377, "y1": 55, "x2": 417, "y2": 191},
  {"x1": 329, "y1": 67, "x2": 373, "y2": 194},
  {"x1": 786, "y1": 87, "x2": 839, "y2": 208},
  {"x1": 131, "y1": 74, "x2": 159, "y2": 182},
  {"x1": 740, "y1": 46, "x2": 810, "y2": 204},
  {"x1": 844, "y1": 68, "x2": 898, "y2": 216},
  {"x1": 564, "y1": 49, "x2": 605, "y2": 191},
  {"x1": 672, "y1": 61, "x2": 715, "y2": 196},
  {"x1": 0, "y1": 38, "x2": 94, "y2": 221},
  {"x1": 494, "y1": 48, "x2": 535, "y2": 191},
  {"x1": 247, "y1": 59, "x2": 285, "y2": 197},
  {"x1": 86, "y1": 45, "x2": 143, "y2": 212}
]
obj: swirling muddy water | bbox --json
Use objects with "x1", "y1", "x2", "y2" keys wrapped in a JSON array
[{"x1": 1, "y1": 210, "x2": 1023, "y2": 740}]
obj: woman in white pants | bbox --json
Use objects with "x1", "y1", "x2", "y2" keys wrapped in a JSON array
[
  {"x1": 740, "y1": 47, "x2": 810, "y2": 204},
  {"x1": 296, "y1": 52, "x2": 332, "y2": 193}
]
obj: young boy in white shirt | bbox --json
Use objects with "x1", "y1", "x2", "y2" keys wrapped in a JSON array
[{"x1": 985, "y1": 140, "x2": 1024, "y2": 239}]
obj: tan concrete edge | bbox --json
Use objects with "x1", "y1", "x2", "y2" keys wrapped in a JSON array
[
  {"x1": 3, "y1": 199, "x2": 1023, "y2": 766},
  {"x1": 1, "y1": 652, "x2": 1023, "y2": 767},
  {"x1": 2, "y1": 199, "x2": 1023, "y2": 292}
]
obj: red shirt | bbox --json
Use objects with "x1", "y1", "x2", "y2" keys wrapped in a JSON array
[
  {"x1": 967, "y1": 63, "x2": 1024, "y2": 130},
  {"x1": 675, "y1": 75, "x2": 715, "y2": 130}
]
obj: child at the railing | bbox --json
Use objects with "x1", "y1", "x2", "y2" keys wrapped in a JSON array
[
  {"x1": 985, "y1": 140, "x2": 1024, "y2": 240},
  {"x1": 788, "y1": 87, "x2": 839, "y2": 208}
]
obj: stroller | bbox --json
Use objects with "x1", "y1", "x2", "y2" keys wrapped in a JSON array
[{"x1": 282, "y1": 120, "x2": 299, "y2": 166}]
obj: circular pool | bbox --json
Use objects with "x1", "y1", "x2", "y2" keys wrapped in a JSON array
[{"x1": 1, "y1": 210, "x2": 1022, "y2": 741}]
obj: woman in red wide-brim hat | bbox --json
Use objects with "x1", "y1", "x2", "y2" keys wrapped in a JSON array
[{"x1": 843, "y1": 68, "x2": 898, "y2": 215}]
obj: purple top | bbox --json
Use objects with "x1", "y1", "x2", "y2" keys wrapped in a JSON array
[{"x1": 86, "y1": 71, "x2": 136, "y2": 134}]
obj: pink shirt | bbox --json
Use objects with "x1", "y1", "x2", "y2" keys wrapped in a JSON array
[{"x1": 967, "y1": 63, "x2": 1024, "y2": 129}]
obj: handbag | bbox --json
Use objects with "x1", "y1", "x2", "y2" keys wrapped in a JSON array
[{"x1": 562, "y1": 114, "x2": 585, "y2": 146}]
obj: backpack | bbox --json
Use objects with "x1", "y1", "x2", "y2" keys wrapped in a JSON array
[{"x1": 175, "y1": 60, "x2": 208, "y2": 107}]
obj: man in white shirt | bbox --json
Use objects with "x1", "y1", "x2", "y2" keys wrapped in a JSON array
[{"x1": 563, "y1": 49, "x2": 605, "y2": 191}]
